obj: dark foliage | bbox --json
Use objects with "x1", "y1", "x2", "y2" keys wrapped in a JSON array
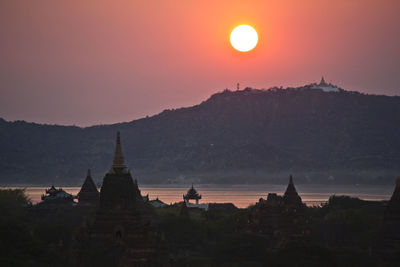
[{"x1": 0, "y1": 190, "x2": 399, "y2": 266}]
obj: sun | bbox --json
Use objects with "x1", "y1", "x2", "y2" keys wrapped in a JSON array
[{"x1": 230, "y1": 25, "x2": 258, "y2": 52}]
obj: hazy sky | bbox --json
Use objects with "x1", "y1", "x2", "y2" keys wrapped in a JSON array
[{"x1": 1, "y1": 0, "x2": 399, "y2": 126}]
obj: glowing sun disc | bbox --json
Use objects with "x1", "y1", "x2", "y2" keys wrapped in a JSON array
[{"x1": 230, "y1": 25, "x2": 258, "y2": 52}]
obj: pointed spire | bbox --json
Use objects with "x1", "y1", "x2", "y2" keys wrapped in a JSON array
[
  {"x1": 283, "y1": 175, "x2": 303, "y2": 206},
  {"x1": 284, "y1": 175, "x2": 298, "y2": 196},
  {"x1": 78, "y1": 168, "x2": 99, "y2": 204},
  {"x1": 111, "y1": 131, "x2": 127, "y2": 173},
  {"x1": 319, "y1": 76, "x2": 327, "y2": 86}
]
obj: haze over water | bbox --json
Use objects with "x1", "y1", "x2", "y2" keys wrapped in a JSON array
[{"x1": 12, "y1": 184, "x2": 394, "y2": 208}]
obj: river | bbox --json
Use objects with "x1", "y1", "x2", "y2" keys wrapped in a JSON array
[{"x1": 3, "y1": 184, "x2": 394, "y2": 208}]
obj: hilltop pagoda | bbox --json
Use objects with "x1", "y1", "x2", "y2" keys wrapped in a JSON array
[
  {"x1": 310, "y1": 76, "x2": 339, "y2": 92},
  {"x1": 87, "y1": 132, "x2": 164, "y2": 266},
  {"x1": 319, "y1": 76, "x2": 328, "y2": 86},
  {"x1": 77, "y1": 169, "x2": 99, "y2": 206}
]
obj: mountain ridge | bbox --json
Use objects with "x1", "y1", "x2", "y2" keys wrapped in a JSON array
[{"x1": 1, "y1": 86, "x2": 400, "y2": 186}]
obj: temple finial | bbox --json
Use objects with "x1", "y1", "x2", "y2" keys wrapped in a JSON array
[
  {"x1": 111, "y1": 131, "x2": 127, "y2": 173},
  {"x1": 87, "y1": 169, "x2": 91, "y2": 177},
  {"x1": 289, "y1": 175, "x2": 293, "y2": 185},
  {"x1": 396, "y1": 176, "x2": 400, "y2": 187}
]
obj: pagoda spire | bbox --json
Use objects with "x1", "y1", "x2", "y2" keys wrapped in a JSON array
[
  {"x1": 319, "y1": 76, "x2": 327, "y2": 86},
  {"x1": 284, "y1": 175, "x2": 297, "y2": 195},
  {"x1": 111, "y1": 131, "x2": 127, "y2": 173}
]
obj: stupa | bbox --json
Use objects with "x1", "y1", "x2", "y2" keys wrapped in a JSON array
[
  {"x1": 311, "y1": 76, "x2": 340, "y2": 92},
  {"x1": 88, "y1": 132, "x2": 164, "y2": 266},
  {"x1": 319, "y1": 76, "x2": 328, "y2": 86}
]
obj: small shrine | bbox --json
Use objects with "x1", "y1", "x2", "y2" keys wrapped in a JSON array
[
  {"x1": 183, "y1": 184, "x2": 208, "y2": 210},
  {"x1": 183, "y1": 184, "x2": 202, "y2": 204}
]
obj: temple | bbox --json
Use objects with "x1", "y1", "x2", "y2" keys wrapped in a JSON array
[
  {"x1": 86, "y1": 132, "x2": 165, "y2": 266},
  {"x1": 41, "y1": 185, "x2": 75, "y2": 205},
  {"x1": 311, "y1": 76, "x2": 339, "y2": 92},
  {"x1": 283, "y1": 175, "x2": 303, "y2": 208},
  {"x1": 249, "y1": 175, "x2": 306, "y2": 246},
  {"x1": 183, "y1": 184, "x2": 202, "y2": 204},
  {"x1": 77, "y1": 169, "x2": 99, "y2": 206},
  {"x1": 183, "y1": 184, "x2": 208, "y2": 210}
]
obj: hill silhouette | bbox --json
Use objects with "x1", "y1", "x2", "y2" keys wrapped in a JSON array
[{"x1": 1, "y1": 86, "x2": 400, "y2": 185}]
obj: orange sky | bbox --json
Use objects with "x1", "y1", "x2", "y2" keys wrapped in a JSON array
[{"x1": 1, "y1": 0, "x2": 399, "y2": 126}]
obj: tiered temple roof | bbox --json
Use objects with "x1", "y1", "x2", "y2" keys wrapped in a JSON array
[
  {"x1": 41, "y1": 185, "x2": 74, "y2": 203},
  {"x1": 183, "y1": 184, "x2": 202, "y2": 201}
]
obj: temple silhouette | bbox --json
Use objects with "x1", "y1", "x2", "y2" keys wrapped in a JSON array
[
  {"x1": 183, "y1": 184, "x2": 208, "y2": 210},
  {"x1": 31, "y1": 133, "x2": 400, "y2": 265},
  {"x1": 77, "y1": 169, "x2": 99, "y2": 207},
  {"x1": 81, "y1": 132, "x2": 166, "y2": 266},
  {"x1": 249, "y1": 175, "x2": 306, "y2": 246}
]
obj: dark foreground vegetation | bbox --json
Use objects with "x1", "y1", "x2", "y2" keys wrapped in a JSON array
[{"x1": 0, "y1": 189, "x2": 399, "y2": 267}]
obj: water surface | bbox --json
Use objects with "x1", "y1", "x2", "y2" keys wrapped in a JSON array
[{"x1": 4, "y1": 184, "x2": 394, "y2": 208}]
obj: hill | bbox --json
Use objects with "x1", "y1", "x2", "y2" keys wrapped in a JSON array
[{"x1": 1, "y1": 86, "x2": 400, "y2": 185}]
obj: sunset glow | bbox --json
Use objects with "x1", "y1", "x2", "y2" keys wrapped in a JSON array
[
  {"x1": 230, "y1": 25, "x2": 258, "y2": 52},
  {"x1": 0, "y1": 1, "x2": 399, "y2": 126}
]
